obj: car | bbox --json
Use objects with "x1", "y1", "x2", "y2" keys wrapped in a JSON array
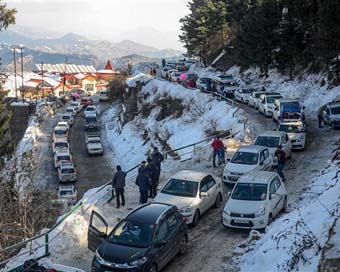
[
  {"x1": 222, "y1": 171, "x2": 287, "y2": 229},
  {"x1": 85, "y1": 113, "x2": 98, "y2": 129},
  {"x1": 171, "y1": 71, "x2": 182, "y2": 82},
  {"x1": 58, "y1": 162, "x2": 77, "y2": 182},
  {"x1": 66, "y1": 106, "x2": 77, "y2": 117},
  {"x1": 70, "y1": 101, "x2": 83, "y2": 112},
  {"x1": 254, "y1": 131, "x2": 292, "y2": 166},
  {"x1": 272, "y1": 98, "x2": 302, "y2": 122},
  {"x1": 99, "y1": 90, "x2": 109, "y2": 102},
  {"x1": 81, "y1": 96, "x2": 93, "y2": 107},
  {"x1": 323, "y1": 101, "x2": 340, "y2": 129},
  {"x1": 60, "y1": 113, "x2": 74, "y2": 126},
  {"x1": 56, "y1": 121, "x2": 70, "y2": 131},
  {"x1": 85, "y1": 106, "x2": 98, "y2": 117},
  {"x1": 87, "y1": 136, "x2": 104, "y2": 156},
  {"x1": 153, "y1": 170, "x2": 223, "y2": 227},
  {"x1": 89, "y1": 203, "x2": 188, "y2": 272},
  {"x1": 248, "y1": 91, "x2": 267, "y2": 109},
  {"x1": 85, "y1": 125, "x2": 101, "y2": 140},
  {"x1": 196, "y1": 77, "x2": 214, "y2": 93},
  {"x1": 58, "y1": 185, "x2": 78, "y2": 205},
  {"x1": 161, "y1": 66, "x2": 172, "y2": 78},
  {"x1": 167, "y1": 69, "x2": 178, "y2": 80},
  {"x1": 234, "y1": 87, "x2": 255, "y2": 103},
  {"x1": 214, "y1": 75, "x2": 240, "y2": 99},
  {"x1": 52, "y1": 139, "x2": 69, "y2": 154},
  {"x1": 52, "y1": 126, "x2": 68, "y2": 142},
  {"x1": 54, "y1": 149, "x2": 72, "y2": 168},
  {"x1": 223, "y1": 145, "x2": 272, "y2": 185},
  {"x1": 258, "y1": 93, "x2": 283, "y2": 117},
  {"x1": 277, "y1": 121, "x2": 307, "y2": 150}
]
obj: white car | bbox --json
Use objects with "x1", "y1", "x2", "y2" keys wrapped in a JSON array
[
  {"x1": 222, "y1": 171, "x2": 287, "y2": 229},
  {"x1": 258, "y1": 93, "x2": 282, "y2": 117},
  {"x1": 66, "y1": 106, "x2": 77, "y2": 117},
  {"x1": 167, "y1": 69, "x2": 178, "y2": 80},
  {"x1": 60, "y1": 113, "x2": 74, "y2": 126},
  {"x1": 86, "y1": 136, "x2": 103, "y2": 155},
  {"x1": 84, "y1": 105, "x2": 98, "y2": 117},
  {"x1": 54, "y1": 149, "x2": 72, "y2": 168},
  {"x1": 154, "y1": 170, "x2": 223, "y2": 227},
  {"x1": 58, "y1": 185, "x2": 78, "y2": 205},
  {"x1": 234, "y1": 88, "x2": 255, "y2": 103},
  {"x1": 277, "y1": 121, "x2": 306, "y2": 150},
  {"x1": 248, "y1": 91, "x2": 267, "y2": 109},
  {"x1": 70, "y1": 101, "x2": 82, "y2": 112},
  {"x1": 58, "y1": 162, "x2": 77, "y2": 182},
  {"x1": 52, "y1": 126, "x2": 68, "y2": 142},
  {"x1": 52, "y1": 139, "x2": 69, "y2": 154},
  {"x1": 99, "y1": 90, "x2": 109, "y2": 102},
  {"x1": 161, "y1": 66, "x2": 172, "y2": 78},
  {"x1": 56, "y1": 121, "x2": 69, "y2": 131},
  {"x1": 223, "y1": 145, "x2": 272, "y2": 185},
  {"x1": 323, "y1": 102, "x2": 340, "y2": 129},
  {"x1": 254, "y1": 131, "x2": 292, "y2": 166},
  {"x1": 171, "y1": 72, "x2": 182, "y2": 82}
]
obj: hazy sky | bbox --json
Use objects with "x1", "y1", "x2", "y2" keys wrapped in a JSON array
[{"x1": 6, "y1": 0, "x2": 190, "y2": 50}]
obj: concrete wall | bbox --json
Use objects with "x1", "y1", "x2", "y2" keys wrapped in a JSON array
[{"x1": 9, "y1": 103, "x2": 30, "y2": 145}]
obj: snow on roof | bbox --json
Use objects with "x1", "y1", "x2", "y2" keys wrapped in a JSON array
[
  {"x1": 24, "y1": 81, "x2": 39, "y2": 88},
  {"x1": 10, "y1": 102, "x2": 30, "y2": 107},
  {"x1": 74, "y1": 73, "x2": 86, "y2": 80},
  {"x1": 97, "y1": 69, "x2": 116, "y2": 74},
  {"x1": 35, "y1": 63, "x2": 96, "y2": 74}
]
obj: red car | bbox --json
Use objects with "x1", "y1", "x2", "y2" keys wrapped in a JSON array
[{"x1": 81, "y1": 97, "x2": 93, "y2": 107}]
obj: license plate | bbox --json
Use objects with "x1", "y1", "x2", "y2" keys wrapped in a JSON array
[{"x1": 234, "y1": 219, "x2": 248, "y2": 224}]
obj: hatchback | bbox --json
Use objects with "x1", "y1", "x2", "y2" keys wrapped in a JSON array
[
  {"x1": 53, "y1": 126, "x2": 68, "y2": 142},
  {"x1": 89, "y1": 203, "x2": 188, "y2": 272},
  {"x1": 58, "y1": 162, "x2": 77, "y2": 182}
]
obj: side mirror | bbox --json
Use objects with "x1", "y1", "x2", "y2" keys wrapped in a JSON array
[
  {"x1": 226, "y1": 158, "x2": 231, "y2": 162},
  {"x1": 200, "y1": 192, "x2": 208, "y2": 198}
]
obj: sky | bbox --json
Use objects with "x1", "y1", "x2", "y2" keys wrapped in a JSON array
[{"x1": 6, "y1": 0, "x2": 190, "y2": 50}]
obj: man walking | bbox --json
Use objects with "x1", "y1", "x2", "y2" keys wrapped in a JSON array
[
  {"x1": 318, "y1": 105, "x2": 326, "y2": 128},
  {"x1": 135, "y1": 167, "x2": 151, "y2": 204},
  {"x1": 146, "y1": 157, "x2": 157, "y2": 198},
  {"x1": 151, "y1": 146, "x2": 164, "y2": 188},
  {"x1": 212, "y1": 136, "x2": 223, "y2": 167},
  {"x1": 112, "y1": 165, "x2": 126, "y2": 208},
  {"x1": 275, "y1": 145, "x2": 286, "y2": 181}
]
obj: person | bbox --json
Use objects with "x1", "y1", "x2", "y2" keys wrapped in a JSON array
[
  {"x1": 146, "y1": 157, "x2": 157, "y2": 198},
  {"x1": 207, "y1": 80, "x2": 212, "y2": 93},
  {"x1": 138, "y1": 160, "x2": 147, "y2": 174},
  {"x1": 162, "y1": 59, "x2": 166, "y2": 68},
  {"x1": 275, "y1": 145, "x2": 286, "y2": 181},
  {"x1": 151, "y1": 147, "x2": 164, "y2": 187},
  {"x1": 149, "y1": 67, "x2": 154, "y2": 76},
  {"x1": 212, "y1": 136, "x2": 223, "y2": 167},
  {"x1": 192, "y1": 79, "x2": 196, "y2": 88},
  {"x1": 218, "y1": 141, "x2": 226, "y2": 165},
  {"x1": 318, "y1": 105, "x2": 326, "y2": 128},
  {"x1": 153, "y1": 67, "x2": 157, "y2": 76},
  {"x1": 135, "y1": 167, "x2": 151, "y2": 204},
  {"x1": 112, "y1": 165, "x2": 126, "y2": 208}
]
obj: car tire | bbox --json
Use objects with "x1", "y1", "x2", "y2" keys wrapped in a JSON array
[
  {"x1": 178, "y1": 236, "x2": 187, "y2": 255},
  {"x1": 192, "y1": 210, "x2": 200, "y2": 227},
  {"x1": 267, "y1": 213, "x2": 274, "y2": 226},
  {"x1": 282, "y1": 196, "x2": 288, "y2": 212},
  {"x1": 214, "y1": 193, "x2": 223, "y2": 208},
  {"x1": 150, "y1": 264, "x2": 157, "y2": 272}
]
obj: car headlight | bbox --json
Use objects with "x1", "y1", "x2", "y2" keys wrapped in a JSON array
[
  {"x1": 255, "y1": 207, "x2": 266, "y2": 217},
  {"x1": 297, "y1": 135, "x2": 304, "y2": 142},
  {"x1": 180, "y1": 206, "x2": 192, "y2": 214},
  {"x1": 224, "y1": 208, "x2": 232, "y2": 216},
  {"x1": 96, "y1": 249, "x2": 112, "y2": 266},
  {"x1": 129, "y1": 257, "x2": 148, "y2": 267}
]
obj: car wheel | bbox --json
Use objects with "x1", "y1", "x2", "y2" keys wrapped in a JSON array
[
  {"x1": 214, "y1": 193, "x2": 223, "y2": 208},
  {"x1": 282, "y1": 196, "x2": 288, "y2": 212},
  {"x1": 267, "y1": 213, "x2": 274, "y2": 226},
  {"x1": 150, "y1": 264, "x2": 157, "y2": 272},
  {"x1": 192, "y1": 210, "x2": 200, "y2": 227},
  {"x1": 178, "y1": 236, "x2": 187, "y2": 255}
]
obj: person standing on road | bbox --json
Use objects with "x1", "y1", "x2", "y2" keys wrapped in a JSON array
[
  {"x1": 135, "y1": 167, "x2": 151, "y2": 204},
  {"x1": 275, "y1": 145, "x2": 286, "y2": 181},
  {"x1": 318, "y1": 105, "x2": 326, "y2": 128},
  {"x1": 146, "y1": 157, "x2": 157, "y2": 198},
  {"x1": 151, "y1": 147, "x2": 164, "y2": 188},
  {"x1": 153, "y1": 67, "x2": 157, "y2": 77},
  {"x1": 112, "y1": 165, "x2": 126, "y2": 208},
  {"x1": 162, "y1": 59, "x2": 166, "y2": 68},
  {"x1": 218, "y1": 140, "x2": 226, "y2": 165},
  {"x1": 212, "y1": 136, "x2": 223, "y2": 168}
]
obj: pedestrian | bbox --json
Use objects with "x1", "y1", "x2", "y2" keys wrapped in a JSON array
[
  {"x1": 138, "y1": 160, "x2": 147, "y2": 174},
  {"x1": 162, "y1": 59, "x2": 166, "y2": 68},
  {"x1": 275, "y1": 145, "x2": 286, "y2": 181},
  {"x1": 112, "y1": 165, "x2": 126, "y2": 208},
  {"x1": 146, "y1": 157, "x2": 157, "y2": 198},
  {"x1": 151, "y1": 147, "x2": 164, "y2": 187},
  {"x1": 218, "y1": 141, "x2": 226, "y2": 165},
  {"x1": 135, "y1": 167, "x2": 151, "y2": 204},
  {"x1": 153, "y1": 67, "x2": 157, "y2": 76},
  {"x1": 212, "y1": 136, "x2": 223, "y2": 167},
  {"x1": 317, "y1": 105, "x2": 326, "y2": 128},
  {"x1": 192, "y1": 79, "x2": 196, "y2": 88},
  {"x1": 207, "y1": 80, "x2": 212, "y2": 93},
  {"x1": 149, "y1": 67, "x2": 154, "y2": 76}
]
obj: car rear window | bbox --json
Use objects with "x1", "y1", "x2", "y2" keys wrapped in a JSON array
[{"x1": 61, "y1": 168, "x2": 74, "y2": 174}]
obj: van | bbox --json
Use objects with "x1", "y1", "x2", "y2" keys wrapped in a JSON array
[
  {"x1": 273, "y1": 98, "x2": 302, "y2": 122},
  {"x1": 99, "y1": 90, "x2": 109, "y2": 102}
]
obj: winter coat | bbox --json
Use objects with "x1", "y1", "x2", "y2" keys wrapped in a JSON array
[
  {"x1": 318, "y1": 105, "x2": 326, "y2": 116},
  {"x1": 212, "y1": 139, "x2": 224, "y2": 152},
  {"x1": 135, "y1": 172, "x2": 151, "y2": 193},
  {"x1": 112, "y1": 170, "x2": 126, "y2": 189},
  {"x1": 152, "y1": 152, "x2": 164, "y2": 170},
  {"x1": 146, "y1": 163, "x2": 157, "y2": 180},
  {"x1": 275, "y1": 149, "x2": 286, "y2": 164}
]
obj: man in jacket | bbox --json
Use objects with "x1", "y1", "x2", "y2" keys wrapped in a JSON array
[
  {"x1": 112, "y1": 165, "x2": 126, "y2": 208},
  {"x1": 275, "y1": 145, "x2": 286, "y2": 181},
  {"x1": 212, "y1": 136, "x2": 223, "y2": 167},
  {"x1": 318, "y1": 105, "x2": 326, "y2": 128},
  {"x1": 151, "y1": 147, "x2": 164, "y2": 185},
  {"x1": 146, "y1": 157, "x2": 157, "y2": 198},
  {"x1": 135, "y1": 167, "x2": 151, "y2": 204}
]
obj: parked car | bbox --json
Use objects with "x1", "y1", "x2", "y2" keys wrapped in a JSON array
[
  {"x1": 53, "y1": 126, "x2": 68, "y2": 142},
  {"x1": 258, "y1": 93, "x2": 283, "y2": 117},
  {"x1": 58, "y1": 185, "x2": 78, "y2": 205},
  {"x1": 66, "y1": 106, "x2": 77, "y2": 117},
  {"x1": 58, "y1": 162, "x2": 77, "y2": 182},
  {"x1": 85, "y1": 125, "x2": 101, "y2": 140},
  {"x1": 167, "y1": 69, "x2": 178, "y2": 80},
  {"x1": 248, "y1": 91, "x2": 267, "y2": 109},
  {"x1": 254, "y1": 131, "x2": 292, "y2": 166},
  {"x1": 70, "y1": 101, "x2": 82, "y2": 112},
  {"x1": 234, "y1": 87, "x2": 255, "y2": 103},
  {"x1": 56, "y1": 121, "x2": 70, "y2": 131},
  {"x1": 85, "y1": 106, "x2": 98, "y2": 117},
  {"x1": 89, "y1": 203, "x2": 188, "y2": 272},
  {"x1": 61, "y1": 113, "x2": 74, "y2": 126},
  {"x1": 161, "y1": 66, "x2": 172, "y2": 78},
  {"x1": 277, "y1": 121, "x2": 306, "y2": 150},
  {"x1": 171, "y1": 71, "x2": 182, "y2": 82},
  {"x1": 223, "y1": 145, "x2": 272, "y2": 185},
  {"x1": 85, "y1": 113, "x2": 98, "y2": 129},
  {"x1": 214, "y1": 75, "x2": 240, "y2": 99},
  {"x1": 99, "y1": 90, "x2": 109, "y2": 102},
  {"x1": 272, "y1": 98, "x2": 302, "y2": 122},
  {"x1": 323, "y1": 101, "x2": 340, "y2": 129},
  {"x1": 196, "y1": 77, "x2": 214, "y2": 93},
  {"x1": 154, "y1": 170, "x2": 223, "y2": 227},
  {"x1": 87, "y1": 136, "x2": 104, "y2": 156},
  {"x1": 222, "y1": 171, "x2": 287, "y2": 229},
  {"x1": 54, "y1": 149, "x2": 72, "y2": 168},
  {"x1": 81, "y1": 96, "x2": 93, "y2": 107},
  {"x1": 52, "y1": 139, "x2": 69, "y2": 154}
]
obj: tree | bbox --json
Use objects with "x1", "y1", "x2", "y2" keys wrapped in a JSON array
[{"x1": 0, "y1": 1, "x2": 16, "y2": 31}]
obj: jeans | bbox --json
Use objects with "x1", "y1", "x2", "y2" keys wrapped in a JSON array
[
  {"x1": 115, "y1": 188, "x2": 125, "y2": 207},
  {"x1": 149, "y1": 178, "x2": 158, "y2": 198},
  {"x1": 218, "y1": 148, "x2": 225, "y2": 165},
  {"x1": 213, "y1": 150, "x2": 219, "y2": 167},
  {"x1": 140, "y1": 191, "x2": 148, "y2": 204},
  {"x1": 318, "y1": 114, "x2": 323, "y2": 128},
  {"x1": 277, "y1": 162, "x2": 285, "y2": 179}
]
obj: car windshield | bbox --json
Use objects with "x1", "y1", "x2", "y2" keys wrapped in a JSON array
[
  {"x1": 242, "y1": 89, "x2": 253, "y2": 93},
  {"x1": 86, "y1": 107, "x2": 95, "y2": 111},
  {"x1": 255, "y1": 93, "x2": 264, "y2": 98},
  {"x1": 255, "y1": 136, "x2": 280, "y2": 148},
  {"x1": 60, "y1": 190, "x2": 73, "y2": 196},
  {"x1": 267, "y1": 96, "x2": 281, "y2": 103},
  {"x1": 231, "y1": 152, "x2": 258, "y2": 165},
  {"x1": 66, "y1": 109, "x2": 73, "y2": 112},
  {"x1": 278, "y1": 124, "x2": 303, "y2": 133},
  {"x1": 283, "y1": 102, "x2": 300, "y2": 108},
  {"x1": 330, "y1": 106, "x2": 340, "y2": 115},
  {"x1": 86, "y1": 117, "x2": 97, "y2": 123},
  {"x1": 88, "y1": 139, "x2": 100, "y2": 144},
  {"x1": 61, "y1": 168, "x2": 74, "y2": 174},
  {"x1": 57, "y1": 155, "x2": 70, "y2": 161},
  {"x1": 55, "y1": 130, "x2": 66, "y2": 135},
  {"x1": 231, "y1": 183, "x2": 268, "y2": 201},
  {"x1": 161, "y1": 178, "x2": 198, "y2": 197},
  {"x1": 108, "y1": 220, "x2": 156, "y2": 248},
  {"x1": 62, "y1": 116, "x2": 70, "y2": 120},
  {"x1": 55, "y1": 142, "x2": 68, "y2": 148}
]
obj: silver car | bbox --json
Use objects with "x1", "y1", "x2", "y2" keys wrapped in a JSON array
[{"x1": 58, "y1": 162, "x2": 77, "y2": 182}]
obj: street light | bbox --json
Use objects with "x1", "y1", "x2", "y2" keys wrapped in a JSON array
[
  {"x1": 10, "y1": 45, "x2": 18, "y2": 100},
  {"x1": 19, "y1": 44, "x2": 24, "y2": 102}
]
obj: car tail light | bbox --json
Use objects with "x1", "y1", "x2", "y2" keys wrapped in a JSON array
[{"x1": 182, "y1": 216, "x2": 187, "y2": 223}]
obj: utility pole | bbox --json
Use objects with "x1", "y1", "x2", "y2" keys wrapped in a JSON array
[
  {"x1": 41, "y1": 62, "x2": 44, "y2": 98},
  {"x1": 19, "y1": 44, "x2": 24, "y2": 102},
  {"x1": 12, "y1": 47, "x2": 17, "y2": 100},
  {"x1": 62, "y1": 57, "x2": 68, "y2": 95}
]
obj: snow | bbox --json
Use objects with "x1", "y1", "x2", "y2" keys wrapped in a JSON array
[
  {"x1": 125, "y1": 72, "x2": 153, "y2": 88},
  {"x1": 10, "y1": 102, "x2": 30, "y2": 107}
]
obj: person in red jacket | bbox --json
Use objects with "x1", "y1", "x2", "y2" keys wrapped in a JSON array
[{"x1": 212, "y1": 136, "x2": 223, "y2": 167}]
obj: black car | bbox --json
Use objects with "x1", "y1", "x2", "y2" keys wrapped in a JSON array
[{"x1": 89, "y1": 203, "x2": 188, "y2": 272}]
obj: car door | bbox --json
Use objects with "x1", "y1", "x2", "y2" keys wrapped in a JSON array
[
  {"x1": 154, "y1": 218, "x2": 173, "y2": 270},
  {"x1": 324, "y1": 108, "x2": 330, "y2": 124},
  {"x1": 205, "y1": 175, "x2": 218, "y2": 208},
  {"x1": 268, "y1": 180, "x2": 281, "y2": 216},
  {"x1": 199, "y1": 178, "x2": 211, "y2": 213},
  {"x1": 263, "y1": 149, "x2": 272, "y2": 169},
  {"x1": 165, "y1": 212, "x2": 182, "y2": 261},
  {"x1": 273, "y1": 177, "x2": 285, "y2": 212},
  {"x1": 283, "y1": 133, "x2": 292, "y2": 157},
  {"x1": 87, "y1": 211, "x2": 108, "y2": 252}
]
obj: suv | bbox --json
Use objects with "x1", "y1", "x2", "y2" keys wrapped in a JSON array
[
  {"x1": 323, "y1": 102, "x2": 340, "y2": 129},
  {"x1": 277, "y1": 121, "x2": 306, "y2": 150},
  {"x1": 258, "y1": 93, "x2": 282, "y2": 117},
  {"x1": 58, "y1": 185, "x2": 77, "y2": 205},
  {"x1": 248, "y1": 91, "x2": 267, "y2": 109},
  {"x1": 87, "y1": 136, "x2": 104, "y2": 156},
  {"x1": 89, "y1": 203, "x2": 188, "y2": 272},
  {"x1": 52, "y1": 126, "x2": 68, "y2": 142},
  {"x1": 54, "y1": 149, "x2": 72, "y2": 168},
  {"x1": 58, "y1": 162, "x2": 77, "y2": 182}
]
